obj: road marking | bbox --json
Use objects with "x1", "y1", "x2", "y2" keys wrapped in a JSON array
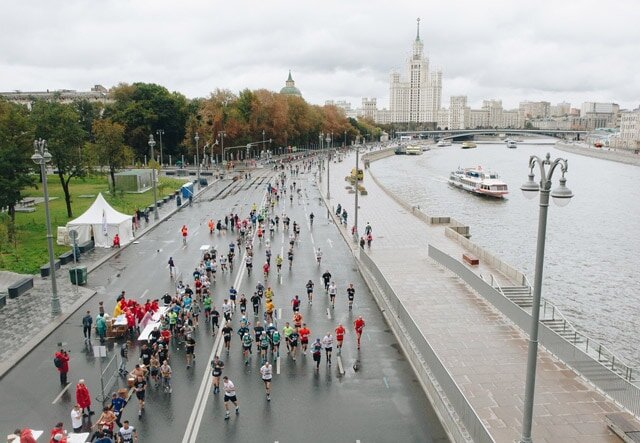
[
  {"x1": 277, "y1": 308, "x2": 282, "y2": 322},
  {"x1": 337, "y1": 356, "x2": 345, "y2": 375},
  {"x1": 326, "y1": 308, "x2": 332, "y2": 320},
  {"x1": 383, "y1": 377, "x2": 390, "y2": 389},
  {"x1": 139, "y1": 288, "x2": 149, "y2": 299},
  {"x1": 276, "y1": 356, "x2": 281, "y2": 375},
  {"x1": 366, "y1": 332, "x2": 371, "y2": 341},
  {"x1": 327, "y1": 238, "x2": 333, "y2": 248},
  {"x1": 51, "y1": 383, "x2": 71, "y2": 404}
]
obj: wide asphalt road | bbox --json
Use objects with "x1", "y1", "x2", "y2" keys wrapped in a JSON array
[{"x1": 0, "y1": 161, "x2": 448, "y2": 443}]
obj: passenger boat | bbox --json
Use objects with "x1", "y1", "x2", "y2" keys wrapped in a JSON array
[
  {"x1": 461, "y1": 141, "x2": 477, "y2": 149},
  {"x1": 405, "y1": 146, "x2": 423, "y2": 155},
  {"x1": 448, "y1": 166, "x2": 509, "y2": 198},
  {"x1": 437, "y1": 139, "x2": 452, "y2": 147},
  {"x1": 506, "y1": 140, "x2": 517, "y2": 149}
]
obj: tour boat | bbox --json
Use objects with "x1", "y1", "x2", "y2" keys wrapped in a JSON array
[
  {"x1": 405, "y1": 146, "x2": 423, "y2": 155},
  {"x1": 437, "y1": 139, "x2": 452, "y2": 147},
  {"x1": 506, "y1": 140, "x2": 517, "y2": 149},
  {"x1": 448, "y1": 166, "x2": 509, "y2": 198},
  {"x1": 461, "y1": 141, "x2": 477, "y2": 149}
]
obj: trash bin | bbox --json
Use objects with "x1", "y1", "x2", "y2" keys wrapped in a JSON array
[
  {"x1": 69, "y1": 266, "x2": 87, "y2": 285},
  {"x1": 176, "y1": 196, "x2": 182, "y2": 206}
]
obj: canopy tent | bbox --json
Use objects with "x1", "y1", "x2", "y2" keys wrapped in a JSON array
[{"x1": 66, "y1": 193, "x2": 134, "y2": 248}]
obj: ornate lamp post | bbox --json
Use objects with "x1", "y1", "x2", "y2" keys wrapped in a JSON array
[
  {"x1": 194, "y1": 132, "x2": 200, "y2": 188},
  {"x1": 519, "y1": 153, "x2": 573, "y2": 443},
  {"x1": 326, "y1": 133, "x2": 332, "y2": 199},
  {"x1": 31, "y1": 139, "x2": 61, "y2": 316},
  {"x1": 156, "y1": 129, "x2": 164, "y2": 166}
]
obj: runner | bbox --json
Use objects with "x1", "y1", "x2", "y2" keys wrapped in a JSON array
[
  {"x1": 160, "y1": 360, "x2": 172, "y2": 393},
  {"x1": 181, "y1": 225, "x2": 188, "y2": 245},
  {"x1": 299, "y1": 323, "x2": 311, "y2": 355},
  {"x1": 203, "y1": 293, "x2": 212, "y2": 321},
  {"x1": 134, "y1": 375, "x2": 147, "y2": 417},
  {"x1": 210, "y1": 355, "x2": 224, "y2": 394},
  {"x1": 311, "y1": 338, "x2": 322, "y2": 371},
  {"x1": 346, "y1": 283, "x2": 356, "y2": 311},
  {"x1": 263, "y1": 261, "x2": 270, "y2": 280},
  {"x1": 208, "y1": 219, "x2": 214, "y2": 234},
  {"x1": 260, "y1": 361, "x2": 273, "y2": 401},
  {"x1": 270, "y1": 327, "x2": 281, "y2": 361},
  {"x1": 282, "y1": 322, "x2": 294, "y2": 354},
  {"x1": 241, "y1": 333, "x2": 253, "y2": 365},
  {"x1": 185, "y1": 334, "x2": 196, "y2": 368},
  {"x1": 245, "y1": 254, "x2": 253, "y2": 276},
  {"x1": 305, "y1": 280, "x2": 314, "y2": 305},
  {"x1": 253, "y1": 321, "x2": 265, "y2": 351},
  {"x1": 221, "y1": 299, "x2": 232, "y2": 322},
  {"x1": 117, "y1": 420, "x2": 138, "y2": 443},
  {"x1": 250, "y1": 292, "x2": 261, "y2": 316},
  {"x1": 315, "y1": 247, "x2": 322, "y2": 266},
  {"x1": 287, "y1": 248, "x2": 294, "y2": 270},
  {"x1": 222, "y1": 321, "x2": 233, "y2": 354},
  {"x1": 322, "y1": 270, "x2": 332, "y2": 291},
  {"x1": 275, "y1": 254, "x2": 283, "y2": 273},
  {"x1": 292, "y1": 311, "x2": 303, "y2": 329},
  {"x1": 288, "y1": 327, "x2": 299, "y2": 361},
  {"x1": 335, "y1": 323, "x2": 346, "y2": 354},
  {"x1": 222, "y1": 376, "x2": 239, "y2": 420},
  {"x1": 239, "y1": 294, "x2": 247, "y2": 315},
  {"x1": 210, "y1": 305, "x2": 220, "y2": 334},
  {"x1": 291, "y1": 295, "x2": 301, "y2": 313},
  {"x1": 258, "y1": 332, "x2": 270, "y2": 364},
  {"x1": 149, "y1": 353, "x2": 160, "y2": 387},
  {"x1": 354, "y1": 316, "x2": 366, "y2": 350},
  {"x1": 328, "y1": 281, "x2": 337, "y2": 309},
  {"x1": 322, "y1": 333, "x2": 333, "y2": 366}
]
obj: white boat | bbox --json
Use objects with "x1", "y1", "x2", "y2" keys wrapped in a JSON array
[
  {"x1": 506, "y1": 140, "x2": 517, "y2": 149},
  {"x1": 437, "y1": 139, "x2": 452, "y2": 147},
  {"x1": 461, "y1": 141, "x2": 477, "y2": 149},
  {"x1": 448, "y1": 166, "x2": 509, "y2": 198},
  {"x1": 405, "y1": 145, "x2": 423, "y2": 155}
]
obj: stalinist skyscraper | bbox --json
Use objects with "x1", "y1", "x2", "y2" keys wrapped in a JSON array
[{"x1": 389, "y1": 18, "x2": 442, "y2": 123}]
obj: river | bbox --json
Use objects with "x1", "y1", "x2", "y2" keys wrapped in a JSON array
[{"x1": 371, "y1": 140, "x2": 640, "y2": 366}]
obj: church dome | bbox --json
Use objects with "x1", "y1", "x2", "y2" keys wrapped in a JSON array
[{"x1": 279, "y1": 71, "x2": 302, "y2": 97}]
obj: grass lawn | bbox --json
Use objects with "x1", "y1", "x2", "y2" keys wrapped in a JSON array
[{"x1": 0, "y1": 173, "x2": 189, "y2": 274}]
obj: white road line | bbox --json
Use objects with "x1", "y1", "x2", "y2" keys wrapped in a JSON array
[
  {"x1": 326, "y1": 308, "x2": 332, "y2": 320},
  {"x1": 383, "y1": 376, "x2": 390, "y2": 389},
  {"x1": 139, "y1": 288, "x2": 149, "y2": 299},
  {"x1": 51, "y1": 383, "x2": 71, "y2": 404},
  {"x1": 276, "y1": 356, "x2": 281, "y2": 375},
  {"x1": 337, "y1": 356, "x2": 345, "y2": 375},
  {"x1": 277, "y1": 308, "x2": 282, "y2": 322},
  {"x1": 366, "y1": 332, "x2": 371, "y2": 341}
]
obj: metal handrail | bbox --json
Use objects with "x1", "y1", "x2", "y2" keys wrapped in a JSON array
[{"x1": 519, "y1": 275, "x2": 637, "y2": 382}]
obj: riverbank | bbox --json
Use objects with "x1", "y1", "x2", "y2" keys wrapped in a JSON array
[{"x1": 555, "y1": 142, "x2": 640, "y2": 166}]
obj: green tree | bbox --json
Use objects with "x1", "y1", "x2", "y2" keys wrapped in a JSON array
[
  {"x1": 91, "y1": 119, "x2": 134, "y2": 194},
  {"x1": 0, "y1": 100, "x2": 35, "y2": 223},
  {"x1": 31, "y1": 101, "x2": 86, "y2": 218}
]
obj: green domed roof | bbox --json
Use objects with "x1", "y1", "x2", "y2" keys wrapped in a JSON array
[{"x1": 280, "y1": 70, "x2": 302, "y2": 97}]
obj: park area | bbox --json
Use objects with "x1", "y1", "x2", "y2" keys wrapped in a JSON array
[{"x1": 0, "y1": 173, "x2": 188, "y2": 274}]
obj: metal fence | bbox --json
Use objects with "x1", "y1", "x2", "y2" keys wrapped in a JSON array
[
  {"x1": 428, "y1": 244, "x2": 640, "y2": 417},
  {"x1": 358, "y1": 250, "x2": 494, "y2": 443}
]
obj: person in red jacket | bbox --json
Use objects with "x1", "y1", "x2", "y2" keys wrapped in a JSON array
[
  {"x1": 112, "y1": 233, "x2": 120, "y2": 248},
  {"x1": 54, "y1": 349, "x2": 70, "y2": 385},
  {"x1": 75, "y1": 379, "x2": 94, "y2": 416}
]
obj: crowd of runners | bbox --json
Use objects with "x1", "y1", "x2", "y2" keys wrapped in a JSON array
[{"x1": 37, "y1": 157, "x2": 370, "y2": 441}]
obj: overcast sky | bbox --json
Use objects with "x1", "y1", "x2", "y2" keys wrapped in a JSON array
[{"x1": 2, "y1": 0, "x2": 639, "y2": 110}]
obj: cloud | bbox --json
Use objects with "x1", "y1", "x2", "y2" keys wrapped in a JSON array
[{"x1": 0, "y1": 0, "x2": 638, "y2": 110}]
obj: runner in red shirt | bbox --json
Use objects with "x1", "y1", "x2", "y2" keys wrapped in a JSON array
[
  {"x1": 335, "y1": 323, "x2": 346, "y2": 354},
  {"x1": 181, "y1": 225, "x2": 188, "y2": 245},
  {"x1": 354, "y1": 316, "x2": 365, "y2": 350},
  {"x1": 298, "y1": 323, "x2": 311, "y2": 355},
  {"x1": 208, "y1": 219, "x2": 214, "y2": 234}
]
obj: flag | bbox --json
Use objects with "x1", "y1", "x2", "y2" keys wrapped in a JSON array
[{"x1": 102, "y1": 209, "x2": 108, "y2": 236}]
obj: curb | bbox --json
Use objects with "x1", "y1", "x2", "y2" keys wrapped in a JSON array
[{"x1": 0, "y1": 182, "x2": 216, "y2": 380}]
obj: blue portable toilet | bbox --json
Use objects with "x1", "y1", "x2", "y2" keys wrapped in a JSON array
[{"x1": 181, "y1": 182, "x2": 194, "y2": 199}]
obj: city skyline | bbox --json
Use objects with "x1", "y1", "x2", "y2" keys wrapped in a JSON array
[{"x1": 1, "y1": 0, "x2": 639, "y2": 109}]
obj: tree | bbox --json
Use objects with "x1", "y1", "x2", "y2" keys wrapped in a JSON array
[
  {"x1": 91, "y1": 119, "x2": 133, "y2": 194},
  {"x1": 0, "y1": 100, "x2": 35, "y2": 223},
  {"x1": 31, "y1": 101, "x2": 86, "y2": 218}
]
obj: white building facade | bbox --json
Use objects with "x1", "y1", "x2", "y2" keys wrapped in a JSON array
[{"x1": 388, "y1": 19, "x2": 442, "y2": 123}]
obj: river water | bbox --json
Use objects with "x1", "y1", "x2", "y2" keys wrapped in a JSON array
[{"x1": 371, "y1": 141, "x2": 640, "y2": 366}]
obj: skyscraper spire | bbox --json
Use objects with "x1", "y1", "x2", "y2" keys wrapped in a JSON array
[{"x1": 416, "y1": 17, "x2": 420, "y2": 41}]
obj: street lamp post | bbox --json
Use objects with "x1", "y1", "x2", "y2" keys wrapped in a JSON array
[
  {"x1": 519, "y1": 153, "x2": 573, "y2": 443},
  {"x1": 219, "y1": 131, "x2": 226, "y2": 165},
  {"x1": 31, "y1": 139, "x2": 61, "y2": 316},
  {"x1": 326, "y1": 134, "x2": 332, "y2": 199},
  {"x1": 262, "y1": 130, "x2": 266, "y2": 159},
  {"x1": 195, "y1": 132, "x2": 200, "y2": 188},
  {"x1": 156, "y1": 129, "x2": 164, "y2": 166},
  {"x1": 344, "y1": 130, "x2": 347, "y2": 148},
  {"x1": 354, "y1": 141, "x2": 360, "y2": 241},
  {"x1": 148, "y1": 135, "x2": 159, "y2": 220}
]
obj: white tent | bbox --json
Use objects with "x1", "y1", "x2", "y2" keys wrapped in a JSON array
[{"x1": 66, "y1": 193, "x2": 134, "y2": 248}]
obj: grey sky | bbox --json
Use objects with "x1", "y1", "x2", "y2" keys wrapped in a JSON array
[{"x1": 1, "y1": 0, "x2": 639, "y2": 110}]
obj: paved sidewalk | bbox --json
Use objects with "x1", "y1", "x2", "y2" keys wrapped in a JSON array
[
  {"x1": 0, "y1": 185, "x2": 206, "y2": 378},
  {"x1": 326, "y1": 151, "x2": 622, "y2": 442}
]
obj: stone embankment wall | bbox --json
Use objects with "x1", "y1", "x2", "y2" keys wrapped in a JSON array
[{"x1": 555, "y1": 142, "x2": 640, "y2": 167}]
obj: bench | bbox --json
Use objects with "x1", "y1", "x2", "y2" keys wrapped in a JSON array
[
  {"x1": 7, "y1": 277, "x2": 33, "y2": 299},
  {"x1": 78, "y1": 240, "x2": 94, "y2": 253},
  {"x1": 0, "y1": 291, "x2": 7, "y2": 308},
  {"x1": 19, "y1": 198, "x2": 36, "y2": 207},
  {"x1": 59, "y1": 250, "x2": 77, "y2": 265},
  {"x1": 462, "y1": 253, "x2": 479, "y2": 266},
  {"x1": 40, "y1": 260, "x2": 61, "y2": 277},
  {"x1": 606, "y1": 413, "x2": 640, "y2": 442},
  {"x1": 156, "y1": 200, "x2": 164, "y2": 207}
]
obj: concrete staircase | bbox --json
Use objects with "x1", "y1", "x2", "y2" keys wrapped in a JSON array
[{"x1": 498, "y1": 285, "x2": 533, "y2": 308}]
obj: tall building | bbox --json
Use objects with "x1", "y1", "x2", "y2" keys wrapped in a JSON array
[
  {"x1": 581, "y1": 102, "x2": 619, "y2": 115},
  {"x1": 279, "y1": 71, "x2": 302, "y2": 97},
  {"x1": 615, "y1": 110, "x2": 640, "y2": 149},
  {"x1": 389, "y1": 18, "x2": 442, "y2": 123},
  {"x1": 550, "y1": 102, "x2": 571, "y2": 117},
  {"x1": 361, "y1": 98, "x2": 377, "y2": 121},
  {"x1": 518, "y1": 101, "x2": 551, "y2": 126},
  {"x1": 448, "y1": 96, "x2": 469, "y2": 129},
  {"x1": 482, "y1": 100, "x2": 503, "y2": 127}
]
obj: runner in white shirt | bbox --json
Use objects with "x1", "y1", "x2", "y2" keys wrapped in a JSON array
[
  {"x1": 315, "y1": 247, "x2": 322, "y2": 265},
  {"x1": 118, "y1": 420, "x2": 138, "y2": 442},
  {"x1": 260, "y1": 361, "x2": 273, "y2": 401},
  {"x1": 328, "y1": 282, "x2": 337, "y2": 309},
  {"x1": 221, "y1": 300, "x2": 233, "y2": 322},
  {"x1": 222, "y1": 376, "x2": 239, "y2": 420},
  {"x1": 322, "y1": 333, "x2": 334, "y2": 366},
  {"x1": 219, "y1": 254, "x2": 227, "y2": 273}
]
